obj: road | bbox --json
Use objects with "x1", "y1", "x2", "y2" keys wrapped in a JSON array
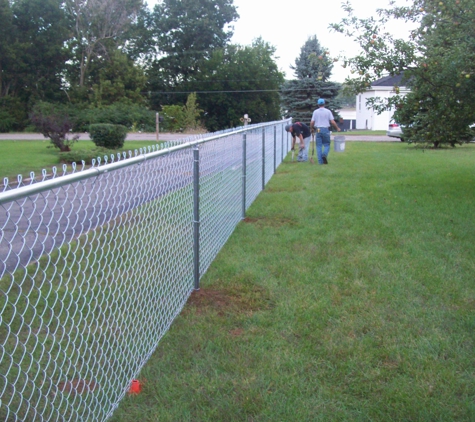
[
  {"x1": 0, "y1": 132, "x2": 398, "y2": 142},
  {"x1": 0, "y1": 132, "x2": 193, "y2": 141}
]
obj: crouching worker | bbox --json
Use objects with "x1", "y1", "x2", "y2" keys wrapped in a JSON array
[{"x1": 285, "y1": 122, "x2": 311, "y2": 162}]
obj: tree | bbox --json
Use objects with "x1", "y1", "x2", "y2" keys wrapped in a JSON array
[
  {"x1": 280, "y1": 36, "x2": 342, "y2": 125},
  {"x1": 30, "y1": 102, "x2": 79, "y2": 152},
  {"x1": 183, "y1": 93, "x2": 203, "y2": 131},
  {"x1": 146, "y1": 0, "x2": 239, "y2": 108},
  {"x1": 0, "y1": 0, "x2": 71, "y2": 130},
  {"x1": 88, "y1": 49, "x2": 147, "y2": 107},
  {"x1": 331, "y1": 0, "x2": 475, "y2": 147},
  {"x1": 0, "y1": 0, "x2": 153, "y2": 132},
  {"x1": 65, "y1": 0, "x2": 143, "y2": 88},
  {"x1": 11, "y1": 0, "x2": 70, "y2": 101},
  {"x1": 192, "y1": 38, "x2": 285, "y2": 131},
  {"x1": 0, "y1": 0, "x2": 15, "y2": 98}
]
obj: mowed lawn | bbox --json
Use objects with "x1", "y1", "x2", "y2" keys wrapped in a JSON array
[
  {"x1": 0, "y1": 139, "x2": 161, "y2": 181},
  {"x1": 108, "y1": 141, "x2": 475, "y2": 421}
]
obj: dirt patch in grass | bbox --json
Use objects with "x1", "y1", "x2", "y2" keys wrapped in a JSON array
[
  {"x1": 264, "y1": 186, "x2": 299, "y2": 193},
  {"x1": 243, "y1": 216, "x2": 297, "y2": 227},
  {"x1": 57, "y1": 379, "x2": 99, "y2": 395},
  {"x1": 186, "y1": 285, "x2": 273, "y2": 316},
  {"x1": 229, "y1": 328, "x2": 244, "y2": 337}
]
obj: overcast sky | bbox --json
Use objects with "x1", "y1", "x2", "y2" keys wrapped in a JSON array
[{"x1": 145, "y1": 0, "x2": 414, "y2": 82}]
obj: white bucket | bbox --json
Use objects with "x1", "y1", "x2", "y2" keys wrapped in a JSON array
[{"x1": 334, "y1": 135, "x2": 346, "y2": 152}]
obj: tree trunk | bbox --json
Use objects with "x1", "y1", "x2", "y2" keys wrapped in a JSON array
[{"x1": 80, "y1": 51, "x2": 85, "y2": 87}]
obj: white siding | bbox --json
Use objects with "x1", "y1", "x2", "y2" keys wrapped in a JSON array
[{"x1": 355, "y1": 85, "x2": 409, "y2": 130}]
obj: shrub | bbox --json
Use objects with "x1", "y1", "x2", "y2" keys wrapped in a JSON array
[
  {"x1": 160, "y1": 94, "x2": 204, "y2": 133},
  {"x1": 88, "y1": 123, "x2": 127, "y2": 149},
  {"x1": 0, "y1": 110, "x2": 16, "y2": 133},
  {"x1": 29, "y1": 102, "x2": 79, "y2": 152},
  {"x1": 71, "y1": 103, "x2": 156, "y2": 132},
  {"x1": 0, "y1": 96, "x2": 29, "y2": 132},
  {"x1": 161, "y1": 105, "x2": 185, "y2": 132}
]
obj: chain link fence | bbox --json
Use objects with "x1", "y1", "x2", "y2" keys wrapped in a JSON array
[{"x1": 0, "y1": 120, "x2": 290, "y2": 421}]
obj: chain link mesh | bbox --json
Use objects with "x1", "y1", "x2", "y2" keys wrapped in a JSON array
[{"x1": 0, "y1": 121, "x2": 290, "y2": 421}]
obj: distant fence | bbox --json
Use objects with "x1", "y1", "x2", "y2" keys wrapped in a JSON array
[{"x1": 0, "y1": 120, "x2": 291, "y2": 421}]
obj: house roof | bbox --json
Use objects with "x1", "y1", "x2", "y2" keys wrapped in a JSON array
[{"x1": 371, "y1": 73, "x2": 405, "y2": 87}]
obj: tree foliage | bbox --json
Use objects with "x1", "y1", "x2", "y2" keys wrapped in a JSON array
[
  {"x1": 194, "y1": 39, "x2": 285, "y2": 131},
  {"x1": 183, "y1": 93, "x2": 203, "y2": 131},
  {"x1": 0, "y1": 0, "x2": 286, "y2": 137},
  {"x1": 145, "y1": 0, "x2": 239, "y2": 107},
  {"x1": 0, "y1": 0, "x2": 70, "y2": 130},
  {"x1": 160, "y1": 93, "x2": 203, "y2": 132},
  {"x1": 281, "y1": 36, "x2": 342, "y2": 125},
  {"x1": 65, "y1": 0, "x2": 143, "y2": 87},
  {"x1": 88, "y1": 50, "x2": 147, "y2": 107},
  {"x1": 332, "y1": 0, "x2": 475, "y2": 147}
]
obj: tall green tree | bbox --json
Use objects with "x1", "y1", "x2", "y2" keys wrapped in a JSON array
[
  {"x1": 280, "y1": 36, "x2": 341, "y2": 125},
  {"x1": 0, "y1": 0, "x2": 15, "y2": 98},
  {"x1": 0, "y1": 0, "x2": 70, "y2": 130},
  {"x1": 146, "y1": 0, "x2": 239, "y2": 108},
  {"x1": 192, "y1": 38, "x2": 285, "y2": 131},
  {"x1": 331, "y1": 0, "x2": 475, "y2": 147},
  {"x1": 88, "y1": 49, "x2": 147, "y2": 107},
  {"x1": 65, "y1": 0, "x2": 143, "y2": 88},
  {"x1": 11, "y1": 0, "x2": 70, "y2": 102}
]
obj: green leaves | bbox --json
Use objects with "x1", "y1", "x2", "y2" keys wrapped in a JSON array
[
  {"x1": 332, "y1": 0, "x2": 475, "y2": 147},
  {"x1": 194, "y1": 40, "x2": 284, "y2": 131}
]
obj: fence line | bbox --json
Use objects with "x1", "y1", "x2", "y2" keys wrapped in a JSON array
[{"x1": 0, "y1": 120, "x2": 291, "y2": 421}]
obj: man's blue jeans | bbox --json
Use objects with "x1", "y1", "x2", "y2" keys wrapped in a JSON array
[
  {"x1": 297, "y1": 135, "x2": 312, "y2": 161},
  {"x1": 316, "y1": 128, "x2": 331, "y2": 164}
]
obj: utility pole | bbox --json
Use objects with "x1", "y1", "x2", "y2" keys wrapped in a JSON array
[{"x1": 156, "y1": 113, "x2": 160, "y2": 143}]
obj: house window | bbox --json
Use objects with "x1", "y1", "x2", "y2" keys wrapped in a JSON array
[{"x1": 359, "y1": 95, "x2": 361, "y2": 111}]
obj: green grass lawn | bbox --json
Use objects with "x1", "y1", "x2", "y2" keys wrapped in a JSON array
[
  {"x1": 0, "y1": 139, "x2": 161, "y2": 181},
  {"x1": 110, "y1": 141, "x2": 475, "y2": 421}
]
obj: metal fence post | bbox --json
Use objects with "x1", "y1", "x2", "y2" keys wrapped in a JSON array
[
  {"x1": 193, "y1": 145, "x2": 200, "y2": 290},
  {"x1": 281, "y1": 124, "x2": 284, "y2": 163},
  {"x1": 273, "y1": 126, "x2": 277, "y2": 173},
  {"x1": 242, "y1": 133, "x2": 247, "y2": 219},
  {"x1": 262, "y1": 127, "x2": 265, "y2": 190}
]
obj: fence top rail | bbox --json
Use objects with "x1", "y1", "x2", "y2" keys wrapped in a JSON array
[{"x1": 0, "y1": 119, "x2": 291, "y2": 205}]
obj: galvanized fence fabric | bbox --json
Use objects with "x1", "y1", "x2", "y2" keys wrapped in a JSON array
[{"x1": 0, "y1": 120, "x2": 290, "y2": 421}]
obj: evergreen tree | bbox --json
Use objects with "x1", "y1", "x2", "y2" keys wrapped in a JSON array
[{"x1": 281, "y1": 36, "x2": 341, "y2": 125}]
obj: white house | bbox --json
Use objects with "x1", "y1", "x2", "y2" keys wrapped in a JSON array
[{"x1": 356, "y1": 74, "x2": 409, "y2": 130}]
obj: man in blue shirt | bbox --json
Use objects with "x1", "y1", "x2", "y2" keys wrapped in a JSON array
[{"x1": 310, "y1": 99, "x2": 341, "y2": 164}]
